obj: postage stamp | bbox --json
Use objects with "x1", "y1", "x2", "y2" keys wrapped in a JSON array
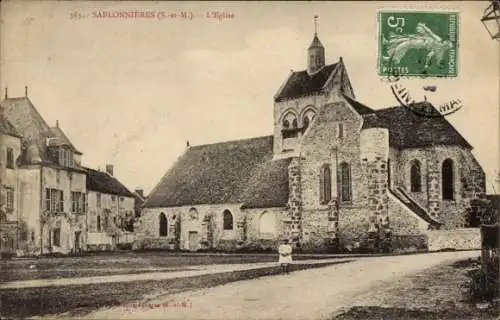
[{"x1": 378, "y1": 11, "x2": 459, "y2": 77}]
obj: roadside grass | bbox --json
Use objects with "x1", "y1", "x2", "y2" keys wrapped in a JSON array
[
  {"x1": 0, "y1": 260, "x2": 349, "y2": 319},
  {"x1": 332, "y1": 258, "x2": 499, "y2": 320},
  {"x1": 0, "y1": 252, "x2": 348, "y2": 282}
]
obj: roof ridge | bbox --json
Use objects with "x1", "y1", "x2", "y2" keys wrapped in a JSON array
[{"x1": 190, "y1": 135, "x2": 272, "y2": 149}]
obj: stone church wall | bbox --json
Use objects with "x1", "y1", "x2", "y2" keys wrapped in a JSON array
[{"x1": 299, "y1": 99, "x2": 367, "y2": 250}]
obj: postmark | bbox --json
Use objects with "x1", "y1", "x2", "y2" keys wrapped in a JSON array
[{"x1": 378, "y1": 11, "x2": 459, "y2": 77}]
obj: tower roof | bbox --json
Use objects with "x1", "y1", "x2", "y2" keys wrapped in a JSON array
[{"x1": 308, "y1": 34, "x2": 324, "y2": 49}]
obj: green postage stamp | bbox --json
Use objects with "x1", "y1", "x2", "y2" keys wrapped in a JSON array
[{"x1": 378, "y1": 11, "x2": 458, "y2": 77}]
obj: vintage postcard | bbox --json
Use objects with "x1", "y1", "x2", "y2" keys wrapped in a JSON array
[{"x1": 0, "y1": 1, "x2": 498, "y2": 319}]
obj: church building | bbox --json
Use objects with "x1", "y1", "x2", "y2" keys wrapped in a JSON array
[{"x1": 136, "y1": 28, "x2": 486, "y2": 252}]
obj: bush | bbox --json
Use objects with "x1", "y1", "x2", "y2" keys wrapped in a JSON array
[{"x1": 466, "y1": 254, "x2": 499, "y2": 303}]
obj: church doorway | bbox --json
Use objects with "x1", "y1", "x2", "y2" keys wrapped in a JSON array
[{"x1": 188, "y1": 231, "x2": 199, "y2": 251}]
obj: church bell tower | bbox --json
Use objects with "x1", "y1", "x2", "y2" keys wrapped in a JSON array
[{"x1": 307, "y1": 15, "x2": 325, "y2": 75}]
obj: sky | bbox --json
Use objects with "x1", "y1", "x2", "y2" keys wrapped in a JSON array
[{"x1": 1, "y1": 1, "x2": 499, "y2": 194}]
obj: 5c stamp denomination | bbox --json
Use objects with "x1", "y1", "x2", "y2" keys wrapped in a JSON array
[{"x1": 378, "y1": 11, "x2": 459, "y2": 77}]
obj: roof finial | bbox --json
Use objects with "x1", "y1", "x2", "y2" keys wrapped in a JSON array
[
  {"x1": 4, "y1": 87, "x2": 7, "y2": 99},
  {"x1": 186, "y1": 140, "x2": 190, "y2": 147},
  {"x1": 25, "y1": 85, "x2": 28, "y2": 97},
  {"x1": 314, "y1": 15, "x2": 319, "y2": 35},
  {"x1": 56, "y1": 120, "x2": 59, "y2": 128}
]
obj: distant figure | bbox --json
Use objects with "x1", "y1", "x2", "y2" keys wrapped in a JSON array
[{"x1": 278, "y1": 239, "x2": 293, "y2": 274}]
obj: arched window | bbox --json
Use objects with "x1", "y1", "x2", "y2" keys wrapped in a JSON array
[
  {"x1": 410, "y1": 160, "x2": 422, "y2": 192},
  {"x1": 339, "y1": 162, "x2": 352, "y2": 202},
  {"x1": 189, "y1": 208, "x2": 198, "y2": 220},
  {"x1": 319, "y1": 164, "x2": 332, "y2": 204},
  {"x1": 302, "y1": 108, "x2": 316, "y2": 131},
  {"x1": 442, "y1": 159, "x2": 454, "y2": 200},
  {"x1": 303, "y1": 116, "x2": 310, "y2": 130},
  {"x1": 259, "y1": 212, "x2": 275, "y2": 239},
  {"x1": 223, "y1": 210, "x2": 233, "y2": 230},
  {"x1": 282, "y1": 112, "x2": 299, "y2": 139},
  {"x1": 159, "y1": 212, "x2": 168, "y2": 237}
]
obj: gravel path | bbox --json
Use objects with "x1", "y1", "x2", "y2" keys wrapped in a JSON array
[{"x1": 84, "y1": 250, "x2": 479, "y2": 320}]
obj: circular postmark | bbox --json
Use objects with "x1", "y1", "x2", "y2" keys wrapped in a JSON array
[{"x1": 384, "y1": 56, "x2": 463, "y2": 118}]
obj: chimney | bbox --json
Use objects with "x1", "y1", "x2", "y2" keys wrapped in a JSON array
[
  {"x1": 25, "y1": 86, "x2": 28, "y2": 97},
  {"x1": 4, "y1": 87, "x2": 7, "y2": 99},
  {"x1": 56, "y1": 120, "x2": 59, "y2": 128},
  {"x1": 186, "y1": 140, "x2": 190, "y2": 147},
  {"x1": 135, "y1": 188, "x2": 144, "y2": 198},
  {"x1": 105, "y1": 164, "x2": 114, "y2": 176}
]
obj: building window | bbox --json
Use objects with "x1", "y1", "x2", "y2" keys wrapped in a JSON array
[
  {"x1": 53, "y1": 228, "x2": 61, "y2": 247},
  {"x1": 59, "y1": 190, "x2": 64, "y2": 212},
  {"x1": 282, "y1": 112, "x2": 299, "y2": 139},
  {"x1": 4, "y1": 187, "x2": 14, "y2": 210},
  {"x1": 113, "y1": 216, "x2": 117, "y2": 225},
  {"x1": 189, "y1": 208, "x2": 198, "y2": 220},
  {"x1": 71, "y1": 192, "x2": 85, "y2": 213},
  {"x1": 388, "y1": 159, "x2": 391, "y2": 188},
  {"x1": 159, "y1": 212, "x2": 168, "y2": 237},
  {"x1": 96, "y1": 193, "x2": 101, "y2": 208},
  {"x1": 97, "y1": 216, "x2": 101, "y2": 232},
  {"x1": 339, "y1": 162, "x2": 352, "y2": 202},
  {"x1": 319, "y1": 164, "x2": 332, "y2": 204},
  {"x1": 302, "y1": 109, "x2": 316, "y2": 131},
  {"x1": 303, "y1": 116, "x2": 310, "y2": 130},
  {"x1": 6, "y1": 147, "x2": 14, "y2": 169},
  {"x1": 111, "y1": 195, "x2": 116, "y2": 203},
  {"x1": 223, "y1": 210, "x2": 233, "y2": 230},
  {"x1": 58, "y1": 147, "x2": 73, "y2": 167},
  {"x1": 410, "y1": 160, "x2": 422, "y2": 192},
  {"x1": 442, "y1": 158, "x2": 454, "y2": 200},
  {"x1": 337, "y1": 123, "x2": 344, "y2": 139},
  {"x1": 45, "y1": 188, "x2": 64, "y2": 212}
]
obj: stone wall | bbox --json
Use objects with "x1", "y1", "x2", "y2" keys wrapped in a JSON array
[
  {"x1": 393, "y1": 145, "x2": 486, "y2": 229},
  {"x1": 299, "y1": 98, "x2": 366, "y2": 249},
  {"x1": 136, "y1": 204, "x2": 245, "y2": 251},
  {"x1": 426, "y1": 228, "x2": 481, "y2": 251}
]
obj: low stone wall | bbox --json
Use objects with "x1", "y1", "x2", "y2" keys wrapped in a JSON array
[
  {"x1": 132, "y1": 237, "x2": 176, "y2": 250},
  {"x1": 426, "y1": 228, "x2": 481, "y2": 251},
  {"x1": 391, "y1": 234, "x2": 428, "y2": 253}
]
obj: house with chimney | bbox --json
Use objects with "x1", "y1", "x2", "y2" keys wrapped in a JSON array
[
  {"x1": 136, "y1": 27, "x2": 486, "y2": 252},
  {"x1": 1, "y1": 87, "x2": 87, "y2": 255},
  {"x1": 85, "y1": 165, "x2": 136, "y2": 251}
]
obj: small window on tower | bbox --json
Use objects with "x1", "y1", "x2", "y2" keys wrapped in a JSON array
[
  {"x1": 292, "y1": 119, "x2": 298, "y2": 128},
  {"x1": 337, "y1": 123, "x2": 344, "y2": 139},
  {"x1": 282, "y1": 119, "x2": 290, "y2": 129},
  {"x1": 303, "y1": 117, "x2": 310, "y2": 130}
]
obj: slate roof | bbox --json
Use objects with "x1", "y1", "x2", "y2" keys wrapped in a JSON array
[
  {"x1": 0, "y1": 112, "x2": 22, "y2": 138},
  {"x1": 143, "y1": 136, "x2": 290, "y2": 208},
  {"x1": 309, "y1": 34, "x2": 324, "y2": 49},
  {"x1": 375, "y1": 103, "x2": 472, "y2": 149},
  {"x1": 0, "y1": 96, "x2": 84, "y2": 166},
  {"x1": 274, "y1": 63, "x2": 338, "y2": 102},
  {"x1": 85, "y1": 167, "x2": 134, "y2": 197},
  {"x1": 342, "y1": 94, "x2": 376, "y2": 115},
  {"x1": 49, "y1": 126, "x2": 83, "y2": 155}
]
